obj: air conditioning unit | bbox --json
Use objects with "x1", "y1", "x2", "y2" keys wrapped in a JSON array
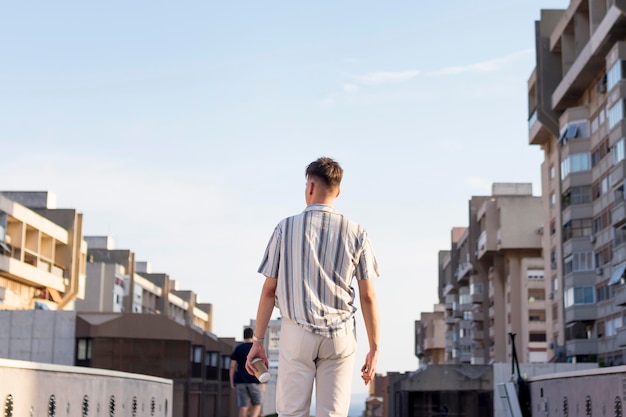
[
  {"x1": 549, "y1": 342, "x2": 554, "y2": 349},
  {"x1": 548, "y1": 292, "x2": 554, "y2": 300},
  {"x1": 590, "y1": 234, "x2": 596, "y2": 243},
  {"x1": 596, "y1": 267, "x2": 603, "y2": 276},
  {"x1": 536, "y1": 226, "x2": 544, "y2": 235}
]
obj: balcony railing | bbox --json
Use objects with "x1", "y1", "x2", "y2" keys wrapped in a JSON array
[{"x1": 565, "y1": 338, "x2": 599, "y2": 356}]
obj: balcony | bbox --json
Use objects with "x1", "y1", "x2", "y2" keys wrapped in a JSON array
[
  {"x1": 0, "y1": 253, "x2": 65, "y2": 291},
  {"x1": 445, "y1": 316, "x2": 457, "y2": 325},
  {"x1": 565, "y1": 338, "x2": 599, "y2": 356},
  {"x1": 477, "y1": 231, "x2": 488, "y2": 259},
  {"x1": 472, "y1": 329, "x2": 484, "y2": 341},
  {"x1": 471, "y1": 304, "x2": 483, "y2": 317},
  {"x1": 470, "y1": 353, "x2": 485, "y2": 365},
  {"x1": 452, "y1": 301, "x2": 463, "y2": 318},
  {"x1": 528, "y1": 300, "x2": 546, "y2": 311},
  {"x1": 528, "y1": 321, "x2": 547, "y2": 332},
  {"x1": 551, "y1": 6, "x2": 626, "y2": 111},
  {"x1": 617, "y1": 327, "x2": 626, "y2": 347},
  {"x1": 565, "y1": 304, "x2": 597, "y2": 323},
  {"x1": 456, "y1": 262, "x2": 473, "y2": 283},
  {"x1": 615, "y1": 284, "x2": 626, "y2": 306},
  {"x1": 613, "y1": 199, "x2": 626, "y2": 227},
  {"x1": 444, "y1": 295, "x2": 456, "y2": 310},
  {"x1": 470, "y1": 292, "x2": 483, "y2": 304}
]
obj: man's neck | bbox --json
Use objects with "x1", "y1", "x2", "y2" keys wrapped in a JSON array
[{"x1": 308, "y1": 197, "x2": 335, "y2": 206}]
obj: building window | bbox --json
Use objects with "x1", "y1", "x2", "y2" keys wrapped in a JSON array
[
  {"x1": 550, "y1": 165, "x2": 556, "y2": 179},
  {"x1": 470, "y1": 283, "x2": 483, "y2": 295},
  {"x1": 563, "y1": 252, "x2": 594, "y2": 274},
  {"x1": 529, "y1": 333, "x2": 547, "y2": 342},
  {"x1": 591, "y1": 138, "x2": 610, "y2": 167},
  {"x1": 565, "y1": 286, "x2": 595, "y2": 307},
  {"x1": 562, "y1": 186, "x2": 593, "y2": 209},
  {"x1": 550, "y1": 193, "x2": 556, "y2": 207},
  {"x1": 606, "y1": 316, "x2": 623, "y2": 337},
  {"x1": 593, "y1": 209, "x2": 611, "y2": 234},
  {"x1": 616, "y1": 183, "x2": 625, "y2": 204},
  {"x1": 608, "y1": 99, "x2": 625, "y2": 130},
  {"x1": 559, "y1": 120, "x2": 589, "y2": 144},
  {"x1": 191, "y1": 346, "x2": 203, "y2": 378},
  {"x1": 527, "y1": 270, "x2": 544, "y2": 280},
  {"x1": 205, "y1": 351, "x2": 219, "y2": 380},
  {"x1": 615, "y1": 226, "x2": 626, "y2": 247},
  {"x1": 607, "y1": 60, "x2": 626, "y2": 92},
  {"x1": 192, "y1": 346, "x2": 203, "y2": 363},
  {"x1": 562, "y1": 219, "x2": 592, "y2": 242},
  {"x1": 76, "y1": 339, "x2": 92, "y2": 361},
  {"x1": 561, "y1": 153, "x2": 591, "y2": 179},
  {"x1": 615, "y1": 138, "x2": 625, "y2": 164}
]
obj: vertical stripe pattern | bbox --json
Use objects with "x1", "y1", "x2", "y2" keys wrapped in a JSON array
[{"x1": 258, "y1": 204, "x2": 379, "y2": 338}]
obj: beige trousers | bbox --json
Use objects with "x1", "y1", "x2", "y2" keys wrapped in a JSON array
[{"x1": 276, "y1": 318, "x2": 357, "y2": 417}]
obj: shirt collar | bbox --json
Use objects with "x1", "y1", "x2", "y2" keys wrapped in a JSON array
[{"x1": 304, "y1": 204, "x2": 336, "y2": 213}]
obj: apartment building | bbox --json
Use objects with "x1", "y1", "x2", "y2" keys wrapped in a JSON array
[
  {"x1": 528, "y1": 0, "x2": 626, "y2": 365},
  {"x1": 414, "y1": 304, "x2": 446, "y2": 365},
  {"x1": 440, "y1": 228, "x2": 466, "y2": 364},
  {"x1": 438, "y1": 185, "x2": 546, "y2": 365},
  {"x1": 0, "y1": 191, "x2": 87, "y2": 311},
  {"x1": 77, "y1": 236, "x2": 213, "y2": 332}
]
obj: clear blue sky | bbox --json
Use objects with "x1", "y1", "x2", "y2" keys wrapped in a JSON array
[{"x1": 2, "y1": 0, "x2": 569, "y2": 396}]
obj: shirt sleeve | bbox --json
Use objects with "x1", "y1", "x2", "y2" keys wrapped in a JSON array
[
  {"x1": 354, "y1": 230, "x2": 380, "y2": 280},
  {"x1": 258, "y1": 224, "x2": 282, "y2": 278}
]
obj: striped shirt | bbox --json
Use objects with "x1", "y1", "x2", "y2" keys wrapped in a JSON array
[{"x1": 258, "y1": 204, "x2": 379, "y2": 338}]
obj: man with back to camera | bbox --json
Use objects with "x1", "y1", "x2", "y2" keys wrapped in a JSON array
[
  {"x1": 230, "y1": 327, "x2": 263, "y2": 417},
  {"x1": 245, "y1": 156, "x2": 380, "y2": 417}
]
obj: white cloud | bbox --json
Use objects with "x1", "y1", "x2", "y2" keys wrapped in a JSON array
[
  {"x1": 428, "y1": 49, "x2": 533, "y2": 76},
  {"x1": 354, "y1": 70, "x2": 420, "y2": 85}
]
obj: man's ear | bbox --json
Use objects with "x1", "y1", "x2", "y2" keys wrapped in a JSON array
[{"x1": 335, "y1": 186, "x2": 341, "y2": 198}]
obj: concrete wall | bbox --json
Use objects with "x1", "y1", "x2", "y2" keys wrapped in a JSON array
[
  {"x1": 0, "y1": 357, "x2": 172, "y2": 416},
  {"x1": 0, "y1": 310, "x2": 76, "y2": 364},
  {"x1": 493, "y1": 362, "x2": 597, "y2": 417},
  {"x1": 528, "y1": 365, "x2": 626, "y2": 417}
]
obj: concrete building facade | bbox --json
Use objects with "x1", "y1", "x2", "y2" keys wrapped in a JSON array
[
  {"x1": 0, "y1": 191, "x2": 87, "y2": 311},
  {"x1": 528, "y1": 0, "x2": 626, "y2": 364},
  {"x1": 436, "y1": 184, "x2": 547, "y2": 366},
  {"x1": 415, "y1": 304, "x2": 446, "y2": 365},
  {"x1": 76, "y1": 237, "x2": 213, "y2": 333}
]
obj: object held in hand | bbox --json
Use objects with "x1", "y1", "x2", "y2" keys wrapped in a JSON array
[{"x1": 251, "y1": 358, "x2": 270, "y2": 383}]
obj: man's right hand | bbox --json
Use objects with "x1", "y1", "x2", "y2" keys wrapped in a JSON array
[{"x1": 245, "y1": 342, "x2": 269, "y2": 375}]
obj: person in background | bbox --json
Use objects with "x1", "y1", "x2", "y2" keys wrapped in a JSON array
[
  {"x1": 230, "y1": 327, "x2": 263, "y2": 417},
  {"x1": 246, "y1": 156, "x2": 380, "y2": 417}
]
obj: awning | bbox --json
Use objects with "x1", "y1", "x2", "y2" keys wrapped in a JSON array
[
  {"x1": 47, "y1": 287, "x2": 63, "y2": 303},
  {"x1": 608, "y1": 263, "x2": 626, "y2": 286}
]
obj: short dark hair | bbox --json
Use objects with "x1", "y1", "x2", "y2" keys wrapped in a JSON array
[
  {"x1": 305, "y1": 157, "x2": 343, "y2": 188},
  {"x1": 243, "y1": 327, "x2": 254, "y2": 339}
]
